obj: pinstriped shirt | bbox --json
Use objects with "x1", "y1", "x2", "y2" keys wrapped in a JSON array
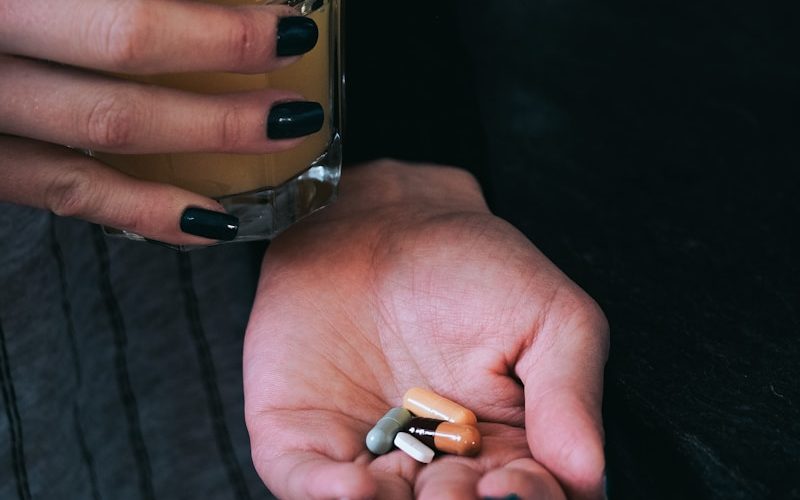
[{"x1": 0, "y1": 204, "x2": 276, "y2": 500}]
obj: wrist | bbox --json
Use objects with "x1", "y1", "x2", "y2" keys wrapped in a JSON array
[{"x1": 340, "y1": 159, "x2": 488, "y2": 215}]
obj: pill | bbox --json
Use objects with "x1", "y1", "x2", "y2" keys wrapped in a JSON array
[
  {"x1": 394, "y1": 432, "x2": 435, "y2": 464},
  {"x1": 366, "y1": 407, "x2": 413, "y2": 455},
  {"x1": 404, "y1": 417, "x2": 482, "y2": 457},
  {"x1": 402, "y1": 387, "x2": 477, "y2": 425}
]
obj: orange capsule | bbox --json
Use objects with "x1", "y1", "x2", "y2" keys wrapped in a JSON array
[
  {"x1": 404, "y1": 417, "x2": 482, "y2": 457},
  {"x1": 402, "y1": 387, "x2": 477, "y2": 425}
]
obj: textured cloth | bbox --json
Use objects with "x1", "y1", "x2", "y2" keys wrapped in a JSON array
[{"x1": 0, "y1": 204, "x2": 274, "y2": 500}]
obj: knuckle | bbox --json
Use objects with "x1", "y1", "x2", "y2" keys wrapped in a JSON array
[
  {"x1": 539, "y1": 283, "x2": 610, "y2": 358},
  {"x1": 566, "y1": 290, "x2": 611, "y2": 355},
  {"x1": 591, "y1": 302, "x2": 610, "y2": 338},
  {"x1": 112, "y1": 201, "x2": 151, "y2": 236},
  {"x1": 587, "y1": 301, "x2": 611, "y2": 357},
  {"x1": 98, "y1": 0, "x2": 153, "y2": 70},
  {"x1": 585, "y1": 297, "x2": 610, "y2": 344},
  {"x1": 98, "y1": 183, "x2": 160, "y2": 236},
  {"x1": 84, "y1": 93, "x2": 138, "y2": 150},
  {"x1": 216, "y1": 106, "x2": 247, "y2": 151},
  {"x1": 224, "y1": 14, "x2": 261, "y2": 67},
  {"x1": 45, "y1": 168, "x2": 96, "y2": 219},
  {"x1": 573, "y1": 292, "x2": 609, "y2": 333}
]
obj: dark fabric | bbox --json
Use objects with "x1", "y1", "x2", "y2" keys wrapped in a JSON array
[{"x1": 0, "y1": 206, "x2": 272, "y2": 500}]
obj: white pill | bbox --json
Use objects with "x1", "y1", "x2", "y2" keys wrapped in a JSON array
[{"x1": 394, "y1": 432, "x2": 435, "y2": 464}]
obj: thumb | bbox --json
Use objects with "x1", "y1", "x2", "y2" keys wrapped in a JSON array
[{"x1": 517, "y1": 292, "x2": 610, "y2": 499}]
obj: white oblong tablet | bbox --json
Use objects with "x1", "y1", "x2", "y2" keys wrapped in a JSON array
[{"x1": 394, "y1": 432, "x2": 435, "y2": 464}]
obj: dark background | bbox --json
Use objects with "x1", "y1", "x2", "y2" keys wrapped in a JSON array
[{"x1": 346, "y1": 0, "x2": 800, "y2": 498}]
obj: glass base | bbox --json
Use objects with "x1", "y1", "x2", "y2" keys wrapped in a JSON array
[{"x1": 106, "y1": 132, "x2": 341, "y2": 251}]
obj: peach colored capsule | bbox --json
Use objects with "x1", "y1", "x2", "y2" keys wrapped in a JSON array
[
  {"x1": 404, "y1": 417, "x2": 482, "y2": 457},
  {"x1": 402, "y1": 387, "x2": 477, "y2": 425}
]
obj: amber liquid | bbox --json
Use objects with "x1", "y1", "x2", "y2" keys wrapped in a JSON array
[{"x1": 95, "y1": 0, "x2": 333, "y2": 198}]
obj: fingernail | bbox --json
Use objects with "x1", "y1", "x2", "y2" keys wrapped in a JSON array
[
  {"x1": 267, "y1": 101, "x2": 324, "y2": 139},
  {"x1": 276, "y1": 16, "x2": 319, "y2": 57},
  {"x1": 180, "y1": 207, "x2": 239, "y2": 241},
  {"x1": 481, "y1": 495, "x2": 521, "y2": 500}
]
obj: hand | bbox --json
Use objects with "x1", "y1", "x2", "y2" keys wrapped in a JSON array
[
  {"x1": 0, "y1": 0, "x2": 318, "y2": 244},
  {"x1": 244, "y1": 160, "x2": 609, "y2": 499}
]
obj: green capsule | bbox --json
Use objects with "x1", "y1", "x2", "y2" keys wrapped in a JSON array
[{"x1": 366, "y1": 407, "x2": 412, "y2": 455}]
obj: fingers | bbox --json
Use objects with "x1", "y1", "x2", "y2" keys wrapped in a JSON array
[
  {"x1": 517, "y1": 291, "x2": 610, "y2": 499},
  {"x1": 0, "y1": 55, "x2": 323, "y2": 154},
  {"x1": 477, "y1": 458, "x2": 566, "y2": 500},
  {"x1": 370, "y1": 469, "x2": 415, "y2": 499},
  {"x1": 0, "y1": 135, "x2": 237, "y2": 245},
  {"x1": 415, "y1": 460, "x2": 481, "y2": 500},
  {"x1": 256, "y1": 450, "x2": 377, "y2": 500},
  {"x1": 414, "y1": 440, "x2": 565, "y2": 500},
  {"x1": 0, "y1": 0, "x2": 315, "y2": 74}
]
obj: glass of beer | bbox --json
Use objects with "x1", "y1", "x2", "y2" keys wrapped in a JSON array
[{"x1": 95, "y1": 0, "x2": 343, "y2": 247}]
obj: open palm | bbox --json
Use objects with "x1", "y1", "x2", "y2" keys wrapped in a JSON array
[{"x1": 244, "y1": 161, "x2": 609, "y2": 499}]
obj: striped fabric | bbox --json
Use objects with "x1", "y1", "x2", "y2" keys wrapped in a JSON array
[{"x1": 0, "y1": 204, "x2": 275, "y2": 500}]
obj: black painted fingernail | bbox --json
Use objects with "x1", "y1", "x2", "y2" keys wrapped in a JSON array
[
  {"x1": 277, "y1": 16, "x2": 318, "y2": 57},
  {"x1": 481, "y1": 495, "x2": 522, "y2": 500},
  {"x1": 267, "y1": 101, "x2": 324, "y2": 139},
  {"x1": 180, "y1": 207, "x2": 238, "y2": 241}
]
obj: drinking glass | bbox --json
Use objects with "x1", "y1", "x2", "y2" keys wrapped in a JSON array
[{"x1": 95, "y1": 0, "x2": 343, "y2": 247}]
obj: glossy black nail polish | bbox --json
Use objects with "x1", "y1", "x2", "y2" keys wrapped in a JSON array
[
  {"x1": 276, "y1": 17, "x2": 319, "y2": 57},
  {"x1": 481, "y1": 495, "x2": 521, "y2": 500},
  {"x1": 180, "y1": 208, "x2": 239, "y2": 241},
  {"x1": 267, "y1": 101, "x2": 324, "y2": 139}
]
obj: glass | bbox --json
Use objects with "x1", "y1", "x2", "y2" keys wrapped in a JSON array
[{"x1": 95, "y1": 0, "x2": 343, "y2": 248}]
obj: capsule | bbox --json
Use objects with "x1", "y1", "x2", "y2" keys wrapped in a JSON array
[
  {"x1": 366, "y1": 407, "x2": 412, "y2": 455},
  {"x1": 402, "y1": 387, "x2": 477, "y2": 425},
  {"x1": 404, "y1": 417, "x2": 482, "y2": 457}
]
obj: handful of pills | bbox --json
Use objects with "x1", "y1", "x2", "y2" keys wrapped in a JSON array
[{"x1": 365, "y1": 387, "x2": 481, "y2": 464}]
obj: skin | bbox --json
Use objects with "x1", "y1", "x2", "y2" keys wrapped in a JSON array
[
  {"x1": 245, "y1": 162, "x2": 609, "y2": 499},
  {"x1": 1, "y1": 2, "x2": 609, "y2": 497}
]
